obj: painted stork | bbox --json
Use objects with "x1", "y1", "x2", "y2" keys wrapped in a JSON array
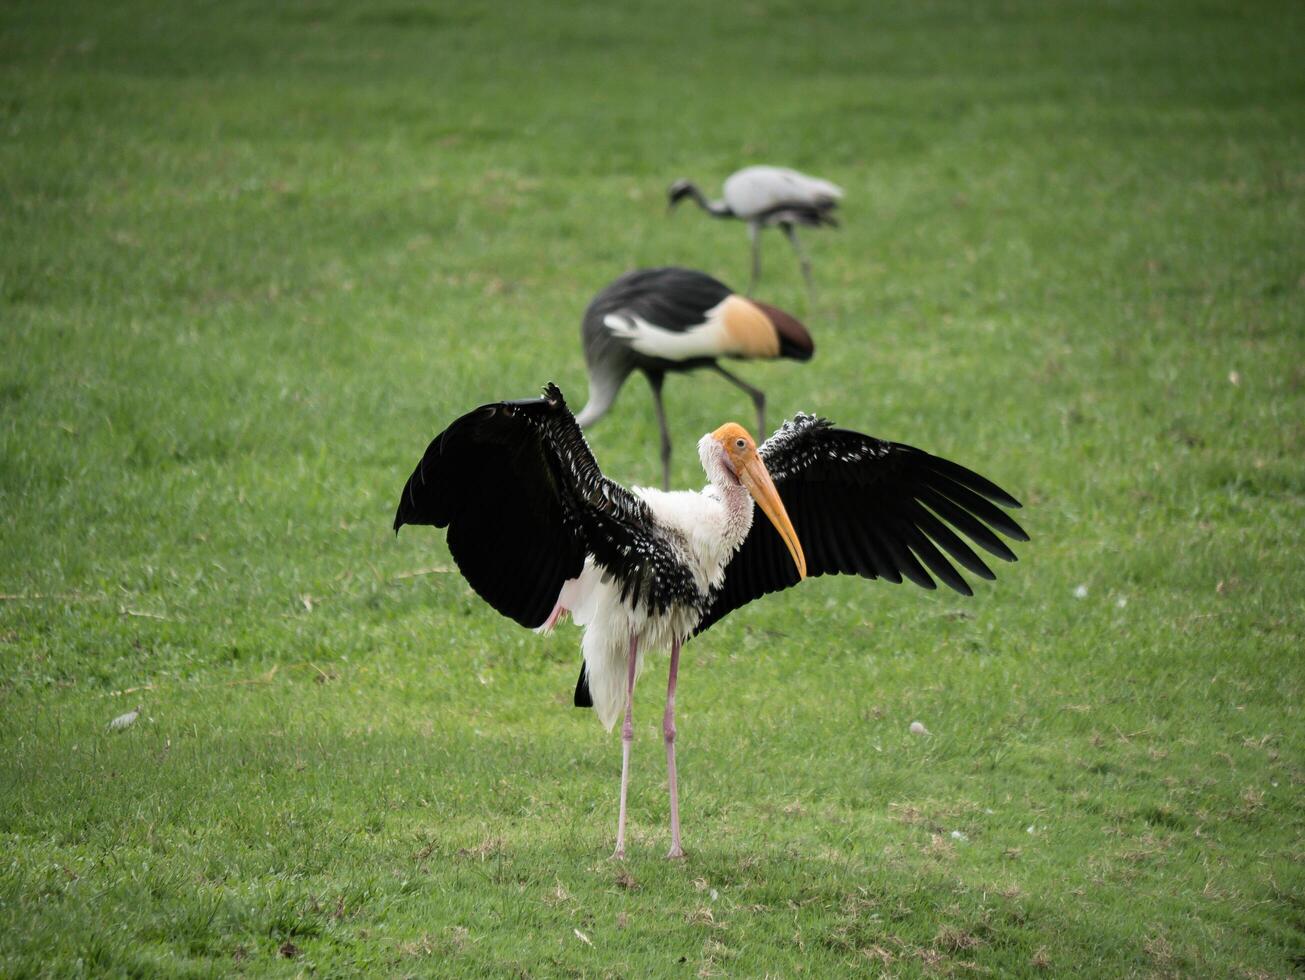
[
  {"x1": 394, "y1": 383, "x2": 1027, "y2": 859},
  {"x1": 575, "y1": 266, "x2": 814, "y2": 490},
  {"x1": 667, "y1": 166, "x2": 844, "y2": 294}
]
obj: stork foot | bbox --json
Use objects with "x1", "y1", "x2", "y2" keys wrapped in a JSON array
[
  {"x1": 611, "y1": 846, "x2": 627, "y2": 861},
  {"x1": 666, "y1": 845, "x2": 685, "y2": 860}
]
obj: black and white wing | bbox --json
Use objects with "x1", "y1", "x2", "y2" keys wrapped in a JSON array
[
  {"x1": 394, "y1": 383, "x2": 696, "y2": 629},
  {"x1": 581, "y1": 267, "x2": 731, "y2": 367},
  {"x1": 695, "y1": 414, "x2": 1029, "y2": 635},
  {"x1": 581, "y1": 266, "x2": 813, "y2": 367},
  {"x1": 589, "y1": 267, "x2": 732, "y2": 335}
]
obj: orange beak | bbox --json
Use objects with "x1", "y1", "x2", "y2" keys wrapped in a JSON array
[{"x1": 737, "y1": 454, "x2": 807, "y2": 580}]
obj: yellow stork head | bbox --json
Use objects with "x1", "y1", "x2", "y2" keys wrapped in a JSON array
[{"x1": 710, "y1": 423, "x2": 807, "y2": 580}]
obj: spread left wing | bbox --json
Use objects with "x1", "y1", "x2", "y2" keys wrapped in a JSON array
[{"x1": 694, "y1": 414, "x2": 1029, "y2": 635}]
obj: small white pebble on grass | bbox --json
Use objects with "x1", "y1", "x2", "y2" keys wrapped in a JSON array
[
  {"x1": 950, "y1": 830, "x2": 968, "y2": 842},
  {"x1": 1116, "y1": 596, "x2": 1128, "y2": 609},
  {"x1": 107, "y1": 706, "x2": 141, "y2": 732},
  {"x1": 1073, "y1": 585, "x2": 1089, "y2": 599},
  {"x1": 909, "y1": 721, "x2": 929, "y2": 736},
  {"x1": 1228, "y1": 370, "x2": 1241, "y2": 385}
]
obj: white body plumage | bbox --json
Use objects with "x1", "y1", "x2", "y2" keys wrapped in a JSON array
[
  {"x1": 539, "y1": 435, "x2": 756, "y2": 729},
  {"x1": 721, "y1": 165, "x2": 844, "y2": 220}
]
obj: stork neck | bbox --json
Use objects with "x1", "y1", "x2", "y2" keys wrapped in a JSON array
[
  {"x1": 574, "y1": 374, "x2": 621, "y2": 428},
  {"x1": 686, "y1": 184, "x2": 733, "y2": 218},
  {"x1": 715, "y1": 478, "x2": 756, "y2": 554}
]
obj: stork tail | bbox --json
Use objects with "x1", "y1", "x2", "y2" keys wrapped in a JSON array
[{"x1": 574, "y1": 663, "x2": 593, "y2": 708}]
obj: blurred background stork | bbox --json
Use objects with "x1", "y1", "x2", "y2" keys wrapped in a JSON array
[
  {"x1": 667, "y1": 165, "x2": 844, "y2": 294},
  {"x1": 575, "y1": 267, "x2": 814, "y2": 489}
]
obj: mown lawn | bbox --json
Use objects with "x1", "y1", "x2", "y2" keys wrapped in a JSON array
[{"x1": 2, "y1": 0, "x2": 1303, "y2": 975}]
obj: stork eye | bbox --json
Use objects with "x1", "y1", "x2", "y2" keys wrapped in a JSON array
[{"x1": 735, "y1": 438, "x2": 746, "y2": 449}]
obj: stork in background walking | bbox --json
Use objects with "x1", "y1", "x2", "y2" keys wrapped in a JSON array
[
  {"x1": 394, "y1": 383, "x2": 1028, "y2": 859},
  {"x1": 575, "y1": 266, "x2": 813, "y2": 490},
  {"x1": 667, "y1": 165, "x2": 844, "y2": 294}
]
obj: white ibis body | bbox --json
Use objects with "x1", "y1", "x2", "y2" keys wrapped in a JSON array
[
  {"x1": 574, "y1": 267, "x2": 813, "y2": 490},
  {"x1": 667, "y1": 166, "x2": 844, "y2": 293},
  {"x1": 394, "y1": 384, "x2": 1027, "y2": 859}
]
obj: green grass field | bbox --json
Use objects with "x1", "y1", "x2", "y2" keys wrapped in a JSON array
[{"x1": 3, "y1": 0, "x2": 1304, "y2": 975}]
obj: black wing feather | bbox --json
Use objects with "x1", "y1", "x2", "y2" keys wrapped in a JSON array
[
  {"x1": 394, "y1": 383, "x2": 697, "y2": 629},
  {"x1": 927, "y1": 472, "x2": 1030, "y2": 541},
  {"x1": 695, "y1": 414, "x2": 1027, "y2": 635},
  {"x1": 395, "y1": 394, "x2": 585, "y2": 628},
  {"x1": 588, "y1": 267, "x2": 732, "y2": 336},
  {"x1": 903, "y1": 500, "x2": 996, "y2": 581},
  {"x1": 915, "y1": 487, "x2": 1020, "y2": 562}
]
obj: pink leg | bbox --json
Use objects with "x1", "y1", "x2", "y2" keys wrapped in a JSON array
[
  {"x1": 664, "y1": 637, "x2": 684, "y2": 859},
  {"x1": 612, "y1": 632, "x2": 638, "y2": 860}
]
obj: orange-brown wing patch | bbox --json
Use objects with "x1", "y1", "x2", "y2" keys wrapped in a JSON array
[{"x1": 720, "y1": 295, "x2": 781, "y2": 359}]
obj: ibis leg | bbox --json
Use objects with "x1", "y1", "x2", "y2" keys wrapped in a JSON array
[
  {"x1": 713, "y1": 364, "x2": 767, "y2": 437},
  {"x1": 613, "y1": 631, "x2": 639, "y2": 860},
  {"x1": 748, "y1": 222, "x2": 762, "y2": 294},
  {"x1": 646, "y1": 371, "x2": 672, "y2": 490},
  {"x1": 781, "y1": 223, "x2": 816, "y2": 298},
  {"x1": 663, "y1": 636, "x2": 684, "y2": 859}
]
